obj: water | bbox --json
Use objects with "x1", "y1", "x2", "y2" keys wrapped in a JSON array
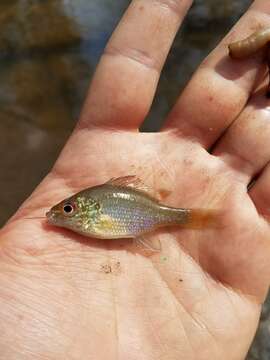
[{"x1": 0, "y1": 1, "x2": 268, "y2": 358}]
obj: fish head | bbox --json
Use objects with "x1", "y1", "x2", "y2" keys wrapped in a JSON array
[{"x1": 46, "y1": 193, "x2": 100, "y2": 234}]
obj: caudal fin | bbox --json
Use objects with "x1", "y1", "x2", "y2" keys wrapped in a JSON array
[{"x1": 183, "y1": 209, "x2": 221, "y2": 229}]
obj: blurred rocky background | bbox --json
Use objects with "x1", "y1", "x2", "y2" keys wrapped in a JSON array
[{"x1": 0, "y1": 1, "x2": 268, "y2": 358}]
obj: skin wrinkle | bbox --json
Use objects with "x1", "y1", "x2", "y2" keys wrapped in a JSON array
[
  {"x1": 18, "y1": 348, "x2": 53, "y2": 360},
  {"x1": 6, "y1": 270, "x2": 108, "y2": 358},
  {"x1": 206, "y1": 266, "x2": 262, "y2": 306},
  {"x1": 3, "y1": 348, "x2": 52, "y2": 360},
  {"x1": 144, "y1": 309, "x2": 170, "y2": 359},
  {"x1": 108, "y1": 254, "x2": 120, "y2": 360},
  {"x1": 152, "y1": 293, "x2": 197, "y2": 359},
  {"x1": 150, "y1": 258, "x2": 220, "y2": 357},
  {"x1": 3, "y1": 283, "x2": 64, "y2": 328},
  {"x1": 152, "y1": 0, "x2": 192, "y2": 18},
  {"x1": 2, "y1": 256, "x2": 64, "y2": 294},
  {"x1": 222, "y1": 286, "x2": 247, "y2": 329},
  {"x1": 250, "y1": 5, "x2": 270, "y2": 21},
  {"x1": 220, "y1": 151, "x2": 255, "y2": 177},
  {"x1": 194, "y1": 274, "x2": 233, "y2": 352},
  {"x1": 153, "y1": 151, "x2": 176, "y2": 184},
  {"x1": 127, "y1": 256, "x2": 195, "y2": 357},
  {"x1": 104, "y1": 45, "x2": 161, "y2": 72},
  {"x1": 161, "y1": 239, "x2": 259, "y2": 344},
  {"x1": 174, "y1": 274, "x2": 222, "y2": 348},
  {"x1": 199, "y1": 269, "x2": 216, "y2": 306},
  {"x1": 166, "y1": 111, "x2": 209, "y2": 145},
  {"x1": 194, "y1": 271, "x2": 242, "y2": 343},
  {"x1": 249, "y1": 160, "x2": 270, "y2": 208},
  {"x1": 77, "y1": 117, "x2": 139, "y2": 132},
  {"x1": 166, "y1": 282, "x2": 219, "y2": 358},
  {"x1": 0, "y1": 246, "x2": 25, "y2": 266},
  {"x1": 215, "y1": 102, "x2": 270, "y2": 179},
  {"x1": 177, "y1": 239, "x2": 235, "y2": 298},
  {"x1": 0, "y1": 230, "x2": 71, "y2": 267},
  {"x1": 4, "y1": 298, "x2": 68, "y2": 345},
  {"x1": 61, "y1": 314, "x2": 89, "y2": 360}
]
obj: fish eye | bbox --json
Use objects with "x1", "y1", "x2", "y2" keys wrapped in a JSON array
[{"x1": 62, "y1": 203, "x2": 75, "y2": 216}]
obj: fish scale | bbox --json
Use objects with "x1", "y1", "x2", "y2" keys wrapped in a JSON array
[{"x1": 101, "y1": 195, "x2": 159, "y2": 237}]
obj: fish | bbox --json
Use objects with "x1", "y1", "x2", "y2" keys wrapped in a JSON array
[{"x1": 46, "y1": 176, "x2": 217, "y2": 248}]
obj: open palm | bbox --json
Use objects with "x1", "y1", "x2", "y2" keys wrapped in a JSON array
[{"x1": 1, "y1": 1, "x2": 270, "y2": 359}]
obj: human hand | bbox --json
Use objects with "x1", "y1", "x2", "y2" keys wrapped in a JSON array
[{"x1": 1, "y1": 0, "x2": 270, "y2": 359}]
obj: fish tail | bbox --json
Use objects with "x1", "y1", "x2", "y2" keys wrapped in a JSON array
[
  {"x1": 160, "y1": 207, "x2": 220, "y2": 229},
  {"x1": 182, "y1": 209, "x2": 220, "y2": 229}
]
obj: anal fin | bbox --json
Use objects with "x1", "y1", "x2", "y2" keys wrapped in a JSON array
[{"x1": 134, "y1": 236, "x2": 161, "y2": 252}]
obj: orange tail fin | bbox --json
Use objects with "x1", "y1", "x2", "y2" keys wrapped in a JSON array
[{"x1": 183, "y1": 209, "x2": 222, "y2": 229}]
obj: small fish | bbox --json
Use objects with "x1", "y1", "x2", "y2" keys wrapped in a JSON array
[{"x1": 46, "y1": 176, "x2": 217, "y2": 243}]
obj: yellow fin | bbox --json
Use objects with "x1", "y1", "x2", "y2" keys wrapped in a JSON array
[{"x1": 106, "y1": 175, "x2": 159, "y2": 202}]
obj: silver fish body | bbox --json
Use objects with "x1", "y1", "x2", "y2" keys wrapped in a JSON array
[{"x1": 46, "y1": 176, "x2": 215, "y2": 239}]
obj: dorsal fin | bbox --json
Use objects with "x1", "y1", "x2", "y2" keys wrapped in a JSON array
[
  {"x1": 106, "y1": 175, "x2": 141, "y2": 187},
  {"x1": 105, "y1": 175, "x2": 159, "y2": 202}
]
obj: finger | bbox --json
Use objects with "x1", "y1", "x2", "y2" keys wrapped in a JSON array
[
  {"x1": 163, "y1": 1, "x2": 269, "y2": 148},
  {"x1": 79, "y1": 0, "x2": 193, "y2": 130},
  {"x1": 213, "y1": 88, "x2": 270, "y2": 183},
  {"x1": 249, "y1": 162, "x2": 270, "y2": 218}
]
